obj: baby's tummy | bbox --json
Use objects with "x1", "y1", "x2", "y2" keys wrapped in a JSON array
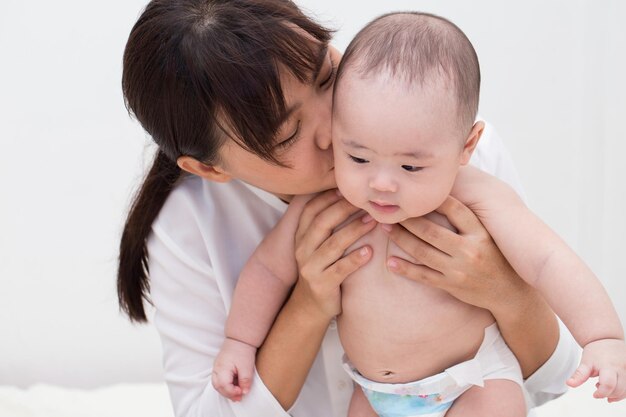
[{"x1": 337, "y1": 226, "x2": 495, "y2": 384}]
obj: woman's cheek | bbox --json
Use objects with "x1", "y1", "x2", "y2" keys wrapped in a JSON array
[{"x1": 337, "y1": 171, "x2": 363, "y2": 208}]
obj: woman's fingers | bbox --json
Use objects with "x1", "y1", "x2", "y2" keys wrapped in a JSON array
[
  {"x1": 295, "y1": 198, "x2": 365, "y2": 266},
  {"x1": 386, "y1": 256, "x2": 445, "y2": 288},
  {"x1": 325, "y1": 245, "x2": 373, "y2": 286},
  {"x1": 308, "y1": 216, "x2": 376, "y2": 284},
  {"x1": 395, "y1": 196, "x2": 489, "y2": 259},
  {"x1": 396, "y1": 217, "x2": 461, "y2": 258},
  {"x1": 385, "y1": 222, "x2": 450, "y2": 272},
  {"x1": 434, "y1": 195, "x2": 485, "y2": 235},
  {"x1": 302, "y1": 214, "x2": 376, "y2": 276},
  {"x1": 295, "y1": 189, "x2": 342, "y2": 242}
]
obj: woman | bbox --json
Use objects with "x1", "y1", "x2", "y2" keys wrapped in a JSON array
[{"x1": 118, "y1": 1, "x2": 579, "y2": 416}]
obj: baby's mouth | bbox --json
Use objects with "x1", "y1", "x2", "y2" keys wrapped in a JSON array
[{"x1": 370, "y1": 201, "x2": 400, "y2": 214}]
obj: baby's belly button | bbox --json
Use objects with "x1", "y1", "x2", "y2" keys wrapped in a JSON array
[
  {"x1": 374, "y1": 369, "x2": 399, "y2": 381},
  {"x1": 360, "y1": 363, "x2": 438, "y2": 384}
]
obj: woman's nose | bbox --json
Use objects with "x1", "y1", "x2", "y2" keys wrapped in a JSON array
[
  {"x1": 315, "y1": 127, "x2": 332, "y2": 150},
  {"x1": 315, "y1": 88, "x2": 333, "y2": 150}
]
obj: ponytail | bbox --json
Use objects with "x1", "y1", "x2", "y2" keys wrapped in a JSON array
[
  {"x1": 118, "y1": 151, "x2": 181, "y2": 322},
  {"x1": 118, "y1": 0, "x2": 334, "y2": 322}
]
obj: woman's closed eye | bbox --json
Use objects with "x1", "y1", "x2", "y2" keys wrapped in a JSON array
[{"x1": 275, "y1": 120, "x2": 301, "y2": 149}]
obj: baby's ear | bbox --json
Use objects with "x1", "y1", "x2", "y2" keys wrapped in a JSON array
[
  {"x1": 177, "y1": 156, "x2": 233, "y2": 183},
  {"x1": 459, "y1": 121, "x2": 485, "y2": 165}
]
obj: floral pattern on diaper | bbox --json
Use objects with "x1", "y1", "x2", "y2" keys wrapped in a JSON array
[{"x1": 363, "y1": 388, "x2": 452, "y2": 417}]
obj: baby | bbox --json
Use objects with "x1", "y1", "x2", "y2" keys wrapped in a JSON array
[{"x1": 213, "y1": 11, "x2": 626, "y2": 416}]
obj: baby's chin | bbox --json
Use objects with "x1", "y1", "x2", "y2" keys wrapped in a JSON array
[
  {"x1": 366, "y1": 208, "x2": 434, "y2": 225},
  {"x1": 367, "y1": 210, "x2": 411, "y2": 225}
]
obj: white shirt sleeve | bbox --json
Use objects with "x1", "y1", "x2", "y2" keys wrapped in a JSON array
[
  {"x1": 524, "y1": 320, "x2": 581, "y2": 410},
  {"x1": 471, "y1": 120, "x2": 582, "y2": 411},
  {"x1": 147, "y1": 188, "x2": 290, "y2": 417}
]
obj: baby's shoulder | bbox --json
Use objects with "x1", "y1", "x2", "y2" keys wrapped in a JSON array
[
  {"x1": 452, "y1": 166, "x2": 497, "y2": 205},
  {"x1": 452, "y1": 166, "x2": 524, "y2": 214}
]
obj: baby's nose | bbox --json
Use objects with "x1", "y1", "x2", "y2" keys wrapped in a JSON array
[{"x1": 369, "y1": 173, "x2": 397, "y2": 193}]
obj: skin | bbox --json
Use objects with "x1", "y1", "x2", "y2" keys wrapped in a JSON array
[
  {"x1": 331, "y1": 72, "x2": 522, "y2": 415},
  {"x1": 333, "y1": 74, "x2": 474, "y2": 224},
  {"x1": 178, "y1": 43, "x2": 560, "y2": 409}
]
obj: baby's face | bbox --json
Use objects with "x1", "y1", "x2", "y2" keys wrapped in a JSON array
[{"x1": 332, "y1": 73, "x2": 467, "y2": 224}]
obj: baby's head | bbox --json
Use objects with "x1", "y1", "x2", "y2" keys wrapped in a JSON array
[{"x1": 331, "y1": 12, "x2": 483, "y2": 223}]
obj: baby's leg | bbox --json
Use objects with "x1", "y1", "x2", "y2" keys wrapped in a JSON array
[
  {"x1": 446, "y1": 379, "x2": 525, "y2": 417},
  {"x1": 348, "y1": 385, "x2": 378, "y2": 417}
]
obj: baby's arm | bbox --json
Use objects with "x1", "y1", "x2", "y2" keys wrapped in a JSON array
[
  {"x1": 212, "y1": 195, "x2": 311, "y2": 400},
  {"x1": 453, "y1": 165, "x2": 626, "y2": 400}
]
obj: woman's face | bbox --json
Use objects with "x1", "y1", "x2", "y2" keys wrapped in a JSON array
[{"x1": 214, "y1": 45, "x2": 342, "y2": 200}]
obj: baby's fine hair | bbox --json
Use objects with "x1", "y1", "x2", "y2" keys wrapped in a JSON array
[{"x1": 336, "y1": 12, "x2": 480, "y2": 132}]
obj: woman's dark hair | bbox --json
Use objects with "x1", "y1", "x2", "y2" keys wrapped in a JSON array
[{"x1": 119, "y1": 0, "x2": 332, "y2": 322}]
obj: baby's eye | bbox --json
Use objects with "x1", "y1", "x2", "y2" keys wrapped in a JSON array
[
  {"x1": 349, "y1": 155, "x2": 369, "y2": 164},
  {"x1": 402, "y1": 165, "x2": 423, "y2": 172}
]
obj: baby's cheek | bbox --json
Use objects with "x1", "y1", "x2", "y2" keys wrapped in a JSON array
[
  {"x1": 403, "y1": 188, "x2": 445, "y2": 218},
  {"x1": 341, "y1": 186, "x2": 364, "y2": 210}
]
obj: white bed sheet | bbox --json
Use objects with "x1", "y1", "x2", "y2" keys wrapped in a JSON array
[
  {"x1": 535, "y1": 380, "x2": 626, "y2": 417},
  {"x1": 1, "y1": 380, "x2": 625, "y2": 417},
  {"x1": 0, "y1": 383, "x2": 173, "y2": 417}
]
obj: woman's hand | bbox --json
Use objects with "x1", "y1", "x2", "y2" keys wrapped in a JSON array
[
  {"x1": 383, "y1": 196, "x2": 560, "y2": 378},
  {"x1": 384, "y1": 195, "x2": 527, "y2": 311},
  {"x1": 292, "y1": 189, "x2": 376, "y2": 320}
]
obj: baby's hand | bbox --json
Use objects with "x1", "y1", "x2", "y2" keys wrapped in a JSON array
[
  {"x1": 211, "y1": 337, "x2": 257, "y2": 401},
  {"x1": 567, "y1": 338, "x2": 626, "y2": 402}
]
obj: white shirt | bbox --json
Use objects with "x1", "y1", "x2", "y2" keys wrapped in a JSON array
[{"x1": 147, "y1": 121, "x2": 580, "y2": 417}]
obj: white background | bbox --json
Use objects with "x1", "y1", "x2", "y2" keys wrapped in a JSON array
[{"x1": 1, "y1": 0, "x2": 624, "y2": 405}]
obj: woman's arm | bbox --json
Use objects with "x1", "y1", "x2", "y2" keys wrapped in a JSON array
[{"x1": 256, "y1": 189, "x2": 376, "y2": 409}]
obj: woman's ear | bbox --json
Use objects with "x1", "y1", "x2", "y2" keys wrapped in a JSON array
[
  {"x1": 177, "y1": 156, "x2": 232, "y2": 183},
  {"x1": 459, "y1": 121, "x2": 485, "y2": 165}
]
